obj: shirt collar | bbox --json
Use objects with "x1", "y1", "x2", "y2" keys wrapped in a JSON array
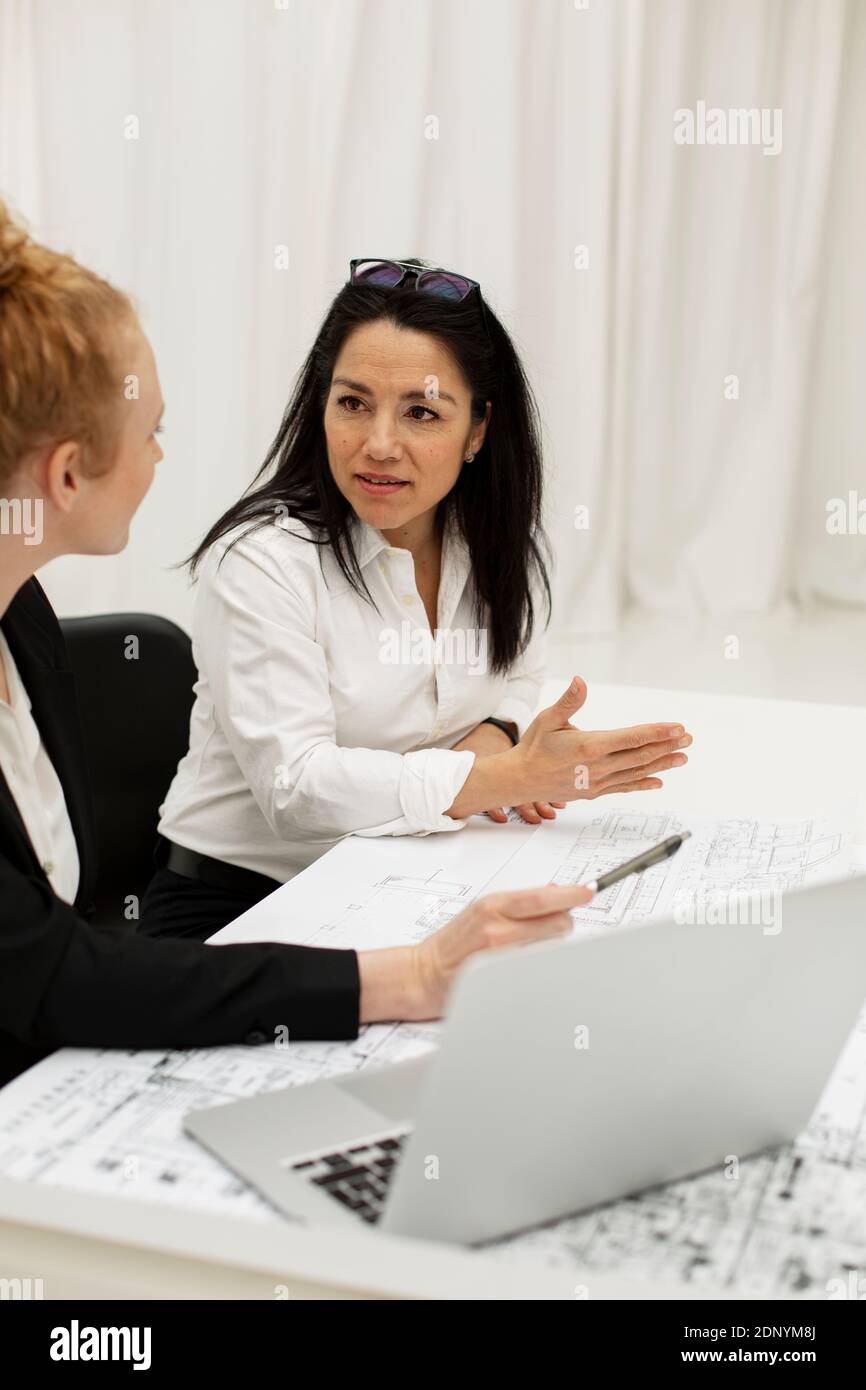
[
  {"x1": 351, "y1": 517, "x2": 391, "y2": 569},
  {"x1": 350, "y1": 509, "x2": 470, "y2": 573}
]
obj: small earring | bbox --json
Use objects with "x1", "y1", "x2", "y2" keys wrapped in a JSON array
[{"x1": 464, "y1": 452, "x2": 475, "y2": 463}]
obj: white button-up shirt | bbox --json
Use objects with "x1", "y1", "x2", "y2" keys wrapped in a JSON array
[
  {"x1": 0, "y1": 628, "x2": 80, "y2": 904},
  {"x1": 158, "y1": 513, "x2": 545, "y2": 883}
]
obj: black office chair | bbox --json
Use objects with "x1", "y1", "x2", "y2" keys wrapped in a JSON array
[{"x1": 60, "y1": 613, "x2": 197, "y2": 928}]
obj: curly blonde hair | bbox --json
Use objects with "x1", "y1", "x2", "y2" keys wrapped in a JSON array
[{"x1": 0, "y1": 198, "x2": 135, "y2": 489}]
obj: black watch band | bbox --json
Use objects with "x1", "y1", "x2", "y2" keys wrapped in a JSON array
[{"x1": 481, "y1": 716, "x2": 519, "y2": 746}]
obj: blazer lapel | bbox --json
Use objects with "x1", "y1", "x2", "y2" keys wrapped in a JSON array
[
  {"x1": 0, "y1": 580, "x2": 96, "y2": 907},
  {"x1": 0, "y1": 762, "x2": 42, "y2": 874}
]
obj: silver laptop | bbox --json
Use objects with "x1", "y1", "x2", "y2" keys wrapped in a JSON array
[{"x1": 184, "y1": 873, "x2": 866, "y2": 1246}]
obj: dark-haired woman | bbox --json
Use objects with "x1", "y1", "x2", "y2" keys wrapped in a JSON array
[{"x1": 141, "y1": 259, "x2": 692, "y2": 941}]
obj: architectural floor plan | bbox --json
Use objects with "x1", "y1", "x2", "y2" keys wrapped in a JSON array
[{"x1": 1, "y1": 809, "x2": 864, "y2": 1296}]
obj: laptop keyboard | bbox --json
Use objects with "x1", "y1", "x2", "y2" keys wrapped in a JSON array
[{"x1": 289, "y1": 1130, "x2": 410, "y2": 1224}]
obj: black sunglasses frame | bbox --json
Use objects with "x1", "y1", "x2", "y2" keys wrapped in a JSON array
[
  {"x1": 348, "y1": 258, "x2": 492, "y2": 346},
  {"x1": 349, "y1": 258, "x2": 481, "y2": 300}
]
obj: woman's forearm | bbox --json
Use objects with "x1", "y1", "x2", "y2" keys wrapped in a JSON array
[
  {"x1": 450, "y1": 720, "x2": 516, "y2": 757},
  {"x1": 358, "y1": 945, "x2": 426, "y2": 1022},
  {"x1": 445, "y1": 746, "x2": 533, "y2": 819}
]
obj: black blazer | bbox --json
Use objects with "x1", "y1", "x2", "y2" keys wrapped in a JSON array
[{"x1": 0, "y1": 579, "x2": 359, "y2": 1088}]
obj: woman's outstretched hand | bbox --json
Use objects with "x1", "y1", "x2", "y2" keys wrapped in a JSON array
[
  {"x1": 512, "y1": 676, "x2": 692, "y2": 803},
  {"x1": 358, "y1": 881, "x2": 594, "y2": 1023},
  {"x1": 446, "y1": 675, "x2": 692, "y2": 820}
]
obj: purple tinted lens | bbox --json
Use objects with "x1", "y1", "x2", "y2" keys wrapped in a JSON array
[
  {"x1": 353, "y1": 260, "x2": 404, "y2": 288},
  {"x1": 416, "y1": 271, "x2": 472, "y2": 301}
]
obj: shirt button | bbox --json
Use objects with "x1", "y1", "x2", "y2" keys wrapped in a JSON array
[
  {"x1": 402, "y1": 594, "x2": 415, "y2": 606},
  {"x1": 43, "y1": 860, "x2": 55, "y2": 876},
  {"x1": 244, "y1": 1029, "x2": 268, "y2": 1046}
]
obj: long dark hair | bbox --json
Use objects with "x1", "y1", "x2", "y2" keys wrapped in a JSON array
[{"x1": 188, "y1": 262, "x2": 551, "y2": 673}]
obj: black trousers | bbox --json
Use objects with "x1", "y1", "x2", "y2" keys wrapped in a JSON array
[{"x1": 139, "y1": 866, "x2": 275, "y2": 943}]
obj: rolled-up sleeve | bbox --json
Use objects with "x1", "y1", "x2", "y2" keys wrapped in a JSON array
[
  {"x1": 195, "y1": 535, "x2": 476, "y2": 844},
  {"x1": 394, "y1": 746, "x2": 476, "y2": 832}
]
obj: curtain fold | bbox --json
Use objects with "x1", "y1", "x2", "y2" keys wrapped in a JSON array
[
  {"x1": 0, "y1": 0, "x2": 39, "y2": 219},
  {"x1": 0, "y1": 0, "x2": 861, "y2": 634}
]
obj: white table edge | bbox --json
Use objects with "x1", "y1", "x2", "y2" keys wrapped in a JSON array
[{"x1": 0, "y1": 1176, "x2": 758, "y2": 1301}]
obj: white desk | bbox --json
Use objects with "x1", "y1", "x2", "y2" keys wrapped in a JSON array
[{"x1": 2, "y1": 681, "x2": 864, "y2": 1300}]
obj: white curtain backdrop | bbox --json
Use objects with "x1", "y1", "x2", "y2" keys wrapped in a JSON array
[
  {"x1": 2, "y1": 0, "x2": 864, "y2": 640},
  {"x1": 0, "y1": 0, "x2": 39, "y2": 218}
]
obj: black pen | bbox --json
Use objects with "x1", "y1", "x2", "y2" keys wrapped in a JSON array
[{"x1": 583, "y1": 831, "x2": 692, "y2": 894}]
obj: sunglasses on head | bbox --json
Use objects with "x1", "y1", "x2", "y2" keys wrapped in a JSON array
[{"x1": 348, "y1": 258, "x2": 481, "y2": 304}]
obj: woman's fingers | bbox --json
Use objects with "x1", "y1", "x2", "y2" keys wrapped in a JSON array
[
  {"x1": 502, "y1": 910, "x2": 575, "y2": 944},
  {"x1": 513, "y1": 802, "x2": 552, "y2": 823},
  {"x1": 595, "y1": 732, "x2": 691, "y2": 779},
  {"x1": 592, "y1": 776, "x2": 663, "y2": 797},
  {"x1": 596, "y1": 750, "x2": 688, "y2": 790},
  {"x1": 581, "y1": 722, "x2": 686, "y2": 759},
  {"x1": 633, "y1": 750, "x2": 689, "y2": 778},
  {"x1": 490, "y1": 883, "x2": 595, "y2": 920},
  {"x1": 494, "y1": 802, "x2": 567, "y2": 824}
]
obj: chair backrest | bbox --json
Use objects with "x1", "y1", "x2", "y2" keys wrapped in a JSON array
[{"x1": 60, "y1": 613, "x2": 197, "y2": 927}]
